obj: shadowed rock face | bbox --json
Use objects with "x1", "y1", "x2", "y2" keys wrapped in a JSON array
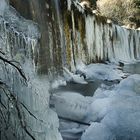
[
  {"x1": 10, "y1": 0, "x2": 32, "y2": 19},
  {"x1": 0, "y1": 4, "x2": 65, "y2": 139},
  {"x1": 0, "y1": 1, "x2": 63, "y2": 140},
  {"x1": 10, "y1": 0, "x2": 64, "y2": 74}
]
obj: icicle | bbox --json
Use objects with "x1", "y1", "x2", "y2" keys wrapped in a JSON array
[
  {"x1": 0, "y1": 0, "x2": 8, "y2": 16},
  {"x1": 73, "y1": 0, "x2": 85, "y2": 13},
  {"x1": 85, "y1": 16, "x2": 94, "y2": 61},
  {"x1": 67, "y1": 0, "x2": 72, "y2": 10}
]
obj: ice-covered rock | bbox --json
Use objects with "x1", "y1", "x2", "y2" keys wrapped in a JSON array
[
  {"x1": 83, "y1": 74, "x2": 140, "y2": 140},
  {"x1": 116, "y1": 74, "x2": 140, "y2": 95},
  {"x1": 50, "y1": 92, "x2": 91, "y2": 121},
  {"x1": 63, "y1": 67, "x2": 88, "y2": 84},
  {"x1": 0, "y1": 0, "x2": 62, "y2": 139},
  {"x1": 51, "y1": 78, "x2": 67, "y2": 89},
  {"x1": 76, "y1": 63, "x2": 125, "y2": 81},
  {"x1": 101, "y1": 109, "x2": 140, "y2": 140}
]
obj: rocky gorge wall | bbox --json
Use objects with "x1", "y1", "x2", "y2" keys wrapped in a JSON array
[
  {"x1": 0, "y1": 0, "x2": 62, "y2": 140},
  {"x1": 9, "y1": 0, "x2": 140, "y2": 72}
]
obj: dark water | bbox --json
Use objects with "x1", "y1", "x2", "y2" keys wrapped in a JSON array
[
  {"x1": 51, "y1": 79, "x2": 120, "y2": 97},
  {"x1": 123, "y1": 62, "x2": 140, "y2": 74},
  {"x1": 52, "y1": 80, "x2": 102, "y2": 96},
  {"x1": 53, "y1": 62, "x2": 140, "y2": 140},
  {"x1": 52, "y1": 62, "x2": 140, "y2": 97}
]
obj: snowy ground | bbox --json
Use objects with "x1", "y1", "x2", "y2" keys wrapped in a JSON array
[{"x1": 50, "y1": 63, "x2": 140, "y2": 140}]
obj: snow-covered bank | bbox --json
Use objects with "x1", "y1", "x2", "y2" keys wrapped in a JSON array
[
  {"x1": 76, "y1": 62, "x2": 125, "y2": 81},
  {"x1": 82, "y1": 74, "x2": 140, "y2": 140},
  {"x1": 51, "y1": 70, "x2": 140, "y2": 140},
  {"x1": 52, "y1": 62, "x2": 125, "y2": 87}
]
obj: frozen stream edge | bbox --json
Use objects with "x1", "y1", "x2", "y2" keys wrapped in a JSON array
[{"x1": 50, "y1": 63, "x2": 140, "y2": 140}]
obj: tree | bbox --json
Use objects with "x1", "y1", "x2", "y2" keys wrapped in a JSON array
[{"x1": 96, "y1": 0, "x2": 140, "y2": 27}]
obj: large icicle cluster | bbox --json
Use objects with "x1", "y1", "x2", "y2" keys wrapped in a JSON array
[
  {"x1": 65, "y1": 0, "x2": 140, "y2": 69},
  {"x1": 0, "y1": 0, "x2": 39, "y2": 61}
]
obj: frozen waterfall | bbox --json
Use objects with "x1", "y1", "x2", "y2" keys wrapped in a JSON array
[{"x1": 0, "y1": 0, "x2": 140, "y2": 140}]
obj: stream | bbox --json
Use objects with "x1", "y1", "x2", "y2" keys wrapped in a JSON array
[{"x1": 50, "y1": 62, "x2": 140, "y2": 140}]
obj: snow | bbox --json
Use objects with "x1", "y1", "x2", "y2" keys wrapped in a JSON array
[
  {"x1": 50, "y1": 64, "x2": 140, "y2": 139},
  {"x1": 116, "y1": 74, "x2": 140, "y2": 94},
  {"x1": 76, "y1": 62, "x2": 125, "y2": 81},
  {"x1": 49, "y1": 66, "x2": 140, "y2": 140},
  {"x1": 50, "y1": 92, "x2": 91, "y2": 121},
  {"x1": 81, "y1": 74, "x2": 140, "y2": 140},
  {"x1": 50, "y1": 65, "x2": 140, "y2": 140},
  {"x1": 63, "y1": 62, "x2": 125, "y2": 86},
  {"x1": 102, "y1": 109, "x2": 140, "y2": 140},
  {"x1": 51, "y1": 78, "x2": 67, "y2": 89}
]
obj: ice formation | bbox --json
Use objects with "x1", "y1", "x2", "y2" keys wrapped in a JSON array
[
  {"x1": 50, "y1": 91, "x2": 91, "y2": 121},
  {"x1": 1, "y1": 0, "x2": 140, "y2": 139},
  {"x1": 0, "y1": 1, "x2": 62, "y2": 140},
  {"x1": 64, "y1": 1, "x2": 140, "y2": 70},
  {"x1": 63, "y1": 67, "x2": 88, "y2": 84},
  {"x1": 0, "y1": 0, "x2": 8, "y2": 16}
]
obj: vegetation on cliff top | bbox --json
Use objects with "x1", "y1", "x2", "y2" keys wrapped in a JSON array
[{"x1": 96, "y1": 0, "x2": 140, "y2": 27}]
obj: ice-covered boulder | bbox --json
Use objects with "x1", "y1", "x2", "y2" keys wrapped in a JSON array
[
  {"x1": 83, "y1": 74, "x2": 140, "y2": 140},
  {"x1": 101, "y1": 109, "x2": 140, "y2": 140},
  {"x1": 50, "y1": 92, "x2": 91, "y2": 121},
  {"x1": 63, "y1": 67, "x2": 88, "y2": 84},
  {"x1": 87, "y1": 95, "x2": 140, "y2": 121},
  {"x1": 116, "y1": 74, "x2": 140, "y2": 95}
]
